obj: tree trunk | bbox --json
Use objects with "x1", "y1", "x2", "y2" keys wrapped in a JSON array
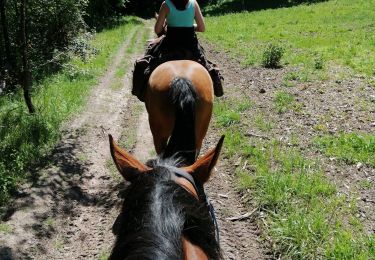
[
  {"x1": 20, "y1": 0, "x2": 35, "y2": 113},
  {"x1": 0, "y1": 0, "x2": 12, "y2": 63}
]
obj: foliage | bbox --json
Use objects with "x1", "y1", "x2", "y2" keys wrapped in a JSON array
[
  {"x1": 203, "y1": 0, "x2": 329, "y2": 16},
  {"x1": 0, "y1": 0, "x2": 88, "y2": 87},
  {"x1": 0, "y1": 17, "x2": 141, "y2": 205},
  {"x1": 84, "y1": 0, "x2": 128, "y2": 29},
  {"x1": 124, "y1": 0, "x2": 163, "y2": 18},
  {"x1": 0, "y1": 0, "x2": 127, "y2": 93},
  {"x1": 262, "y1": 43, "x2": 284, "y2": 68}
]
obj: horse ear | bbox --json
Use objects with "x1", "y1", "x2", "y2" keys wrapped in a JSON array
[
  {"x1": 184, "y1": 135, "x2": 225, "y2": 184},
  {"x1": 109, "y1": 134, "x2": 150, "y2": 182}
]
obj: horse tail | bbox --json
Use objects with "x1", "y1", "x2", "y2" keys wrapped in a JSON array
[{"x1": 163, "y1": 77, "x2": 197, "y2": 165}]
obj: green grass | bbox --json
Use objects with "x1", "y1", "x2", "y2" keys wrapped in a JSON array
[
  {"x1": 274, "y1": 91, "x2": 297, "y2": 113},
  {"x1": 0, "y1": 17, "x2": 142, "y2": 205},
  {"x1": 214, "y1": 102, "x2": 374, "y2": 259},
  {"x1": 203, "y1": 0, "x2": 375, "y2": 76},
  {"x1": 225, "y1": 131, "x2": 374, "y2": 259},
  {"x1": 253, "y1": 114, "x2": 274, "y2": 132},
  {"x1": 0, "y1": 222, "x2": 13, "y2": 234},
  {"x1": 99, "y1": 249, "x2": 110, "y2": 260},
  {"x1": 315, "y1": 133, "x2": 375, "y2": 167},
  {"x1": 213, "y1": 98, "x2": 252, "y2": 127}
]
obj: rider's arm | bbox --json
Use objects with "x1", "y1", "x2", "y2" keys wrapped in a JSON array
[
  {"x1": 194, "y1": 2, "x2": 205, "y2": 32},
  {"x1": 155, "y1": 2, "x2": 169, "y2": 36}
]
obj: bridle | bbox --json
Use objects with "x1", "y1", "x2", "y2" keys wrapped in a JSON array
[{"x1": 164, "y1": 165, "x2": 220, "y2": 244}]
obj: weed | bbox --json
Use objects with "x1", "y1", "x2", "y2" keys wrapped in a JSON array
[
  {"x1": 99, "y1": 249, "x2": 110, "y2": 260},
  {"x1": 53, "y1": 236, "x2": 65, "y2": 250},
  {"x1": 43, "y1": 217, "x2": 55, "y2": 227},
  {"x1": 214, "y1": 99, "x2": 252, "y2": 127},
  {"x1": 0, "y1": 223, "x2": 13, "y2": 234},
  {"x1": 106, "y1": 159, "x2": 121, "y2": 182},
  {"x1": 214, "y1": 102, "x2": 241, "y2": 127},
  {"x1": 314, "y1": 53, "x2": 324, "y2": 69},
  {"x1": 274, "y1": 91, "x2": 295, "y2": 113},
  {"x1": 315, "y1": 133, "x2": 375, "y2": 167},
  {"x1": 262, "y1": 43, "x2": 284, "y2": 68},
  {"x1": 358, "y1": 179, "x2": 372, "y2": 190},
  {"x1": 77, "y1": 153, "x2": 89, "y2": 163},
  {"x1": 314, "y1": 123, "x2": 328, "y2": 133},
  {"x1": 254, "y1": 115, "x2": 274, "y2": 132}
]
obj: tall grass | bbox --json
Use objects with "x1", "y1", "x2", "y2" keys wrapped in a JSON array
[
  {"x1": 203, "y1": 0, "x2": 375, "y2": 76},
  {"x1": 0, "y1": 17, "x2": 142, "y2": 205}
]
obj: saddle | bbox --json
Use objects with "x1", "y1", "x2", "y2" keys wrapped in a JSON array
[{"x1": 132, "y1": 38, "x2": 224, "y2": 102}]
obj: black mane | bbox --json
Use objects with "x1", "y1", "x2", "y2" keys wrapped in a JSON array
[{"x1": 110, "y1": 161, "x2": 221, "y2": 259}]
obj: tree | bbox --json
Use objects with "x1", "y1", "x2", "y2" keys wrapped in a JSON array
[{"x1": 20, "y1": 0, "x2": 35, "y2": 113}]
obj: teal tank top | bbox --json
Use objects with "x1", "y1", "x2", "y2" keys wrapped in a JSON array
[{"x1": 166, "y1": 0, "x2": 195, "y2": 27}]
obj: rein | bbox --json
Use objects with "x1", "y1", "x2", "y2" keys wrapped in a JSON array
[{"x1": 164, "y1": 165, "x2": 220, "y2": 244}]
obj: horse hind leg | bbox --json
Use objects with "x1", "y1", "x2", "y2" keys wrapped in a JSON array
[{"x1": 147, "y1": 104, "x2": 175, "y2": 155}]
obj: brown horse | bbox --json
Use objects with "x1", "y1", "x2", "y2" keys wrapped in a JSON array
[
  {"x1": 144, "y1": 60, "x2": 213, "y2": 165},
  {"x1": 108, "y1": 134, "x2": 224, "y2": 259}
]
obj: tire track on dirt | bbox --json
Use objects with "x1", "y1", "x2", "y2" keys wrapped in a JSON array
[{"x1": 0, "y1": 21, "x2": 149, "y2": 260}]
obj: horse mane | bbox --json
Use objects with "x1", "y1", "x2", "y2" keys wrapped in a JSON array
[
  {"x1": 163, "y1": 77, "x2": 197, "y2": 165},
  {"x1": 109, "y1": 160, "x2": 221, "y2": 260}
]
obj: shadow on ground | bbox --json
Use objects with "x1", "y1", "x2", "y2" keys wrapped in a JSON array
[{"x1": 0, "y1": 127, "x2": 123, "y2": 259}]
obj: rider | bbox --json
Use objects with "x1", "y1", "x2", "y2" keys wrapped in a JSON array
[{"x1": 132, "y1": 0, "x2": 223, "y2": 101}]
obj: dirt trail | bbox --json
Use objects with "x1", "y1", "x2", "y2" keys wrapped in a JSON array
[{"x1": 1, "y1": 20, "x2": 267, "y2": 260}]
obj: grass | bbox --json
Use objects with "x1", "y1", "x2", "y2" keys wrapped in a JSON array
[
  {"x1": 214, "y1": 101, "x2": 374, "y2": 259},
  {"x1": 0, "y1": 222, "x2": 13, "y2": 234},
  {"x1": 225, "y1": 130, "x2": 374, "y2": 259},
  {"x1": 99, "y1": 249, "x2": 110, "y2": 260},
  {"x1": 315, "y1": 133, "x2": 375, "y2": 167},
  {"x1": 0, "y1": 17, "x2": 143, "y2": 205},
  {"x1": 43, "y1": 216, "x2": 55, "y2": 227},
  {"x1": 213, "y1": 98, "x2": 252, "y2": 127},
  {"x1": 274, "y1": 91, "x2": 297, "y2": 113},
  {"x1": 253, "y1": 114, "x2": 274, "y2": 132},
  {"x1": 203, "y1": 0, "x2": 375, "y2": 76}
]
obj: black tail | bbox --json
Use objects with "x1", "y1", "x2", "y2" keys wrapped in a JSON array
[{"x1": 163, "y1": 77, "x2": 197, "y2": 165}]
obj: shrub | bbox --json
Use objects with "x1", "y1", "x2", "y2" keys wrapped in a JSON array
[
  {"x1": 314, "y1": 53, "x2": 324, "y2": 69},
  {"x1": 262, "y1": 43, "x2": 284, "y2": 68}
]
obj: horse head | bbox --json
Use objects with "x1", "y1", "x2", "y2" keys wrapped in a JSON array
[{"x1": 108, "y1": 134, "x2": 224, "y2": 260}]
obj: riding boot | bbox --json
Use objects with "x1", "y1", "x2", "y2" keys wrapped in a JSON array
[
  {"x1": 209, "y1": 68, "x2": 224, "y2": 97},
  {"x1": 205, "y1": 60, "x2": 224, "y2": 97},
  {"x1": 132, "y1": 55, "x2": 152, "y2": 102}
]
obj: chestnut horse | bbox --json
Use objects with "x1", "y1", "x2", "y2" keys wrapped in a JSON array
[
  {"x1": 144, "y1": 60, "x2": 213, "y2": 165},
  {"x1": 108, "y1": 134, "x2": 224, "y2": 260}
]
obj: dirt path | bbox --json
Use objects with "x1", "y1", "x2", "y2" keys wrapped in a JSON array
[{"x1": 0, "y1": 21, "x2": 267, "y2": 260}]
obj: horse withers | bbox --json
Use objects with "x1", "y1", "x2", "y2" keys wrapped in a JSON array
[
  {"x1": 108, "y1": 134, "x2": 224, "y2": 260},
  {"x1": 145, "y1": 60, "x2": 214, "y2": 165}
]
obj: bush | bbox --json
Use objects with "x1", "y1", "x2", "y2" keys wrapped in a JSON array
[
  {"x1": 262, "y1": 43, "x2": 284, "y2": 68},
  {"x1": 313, "y1": 53, "x2": 324, "y2": 69}
]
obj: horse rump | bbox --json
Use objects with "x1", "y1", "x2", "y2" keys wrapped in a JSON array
[{"x1": 163, "y1": 77, "x2": 197, "y2": 165}]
